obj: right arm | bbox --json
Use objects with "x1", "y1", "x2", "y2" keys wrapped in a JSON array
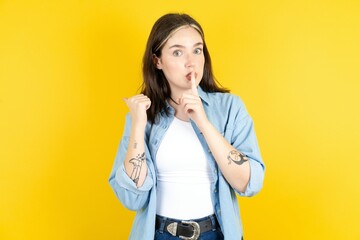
[
  {"x1": 123, "y1": 122, "x2": 148, "y2": 187},
  {"x1": 123, "y1": 94, "x2": 151, "y2": 188},
  {"x1": 108, "y1": 94, "x2": 152, "y2": 210}
]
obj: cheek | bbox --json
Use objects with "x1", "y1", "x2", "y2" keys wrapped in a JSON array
[
  {"x1": 199, "y1": 57, "x2": 205, "y2": 72},
  {"x1": 197, "y1": 56, "x2": 205, "y2": 70},
  {"x1": 200, "y1": 56, "x2": 205, "y2": 66},
  {"x1": 163, "y1": 61, "x2": 183, "y2": 74},
  {"x1": 161, "y1": 63, "x2": 180, "y2": 80}
]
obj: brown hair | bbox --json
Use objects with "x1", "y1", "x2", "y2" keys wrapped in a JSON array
[{"x1": 141, "y1": 13, "x2": 229, "y2": 124}]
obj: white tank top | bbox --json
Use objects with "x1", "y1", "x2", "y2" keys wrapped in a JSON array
[{"x1": 155, "y1": 117, "x2": 215, "y2": 219}]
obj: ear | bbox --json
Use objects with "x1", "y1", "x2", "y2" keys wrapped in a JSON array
[{"x1": 152, "y1": 54, "x2": 162, "y2": 69}]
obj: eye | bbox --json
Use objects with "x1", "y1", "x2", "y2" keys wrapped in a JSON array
[
  {"x1": 172, "y1": 50, "x2": 182, "y2": 57},
  {"x1": 194, "y1": 48, "x2": 203, "y2": 55}
]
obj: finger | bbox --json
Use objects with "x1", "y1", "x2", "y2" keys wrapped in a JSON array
[
  {"x1": 191, "y1": 72, "x2": 197, "y2": 94},
  {"x1": 139, "y1": 99, "x2": 151, "y2": 110},
  {"x1": 182, "y1": 93, "x2": 200, "y2": 99},
  {"x1": 127, "y1": 95, "x2": 149, "y2": 104},
  {"x1": 180, "y1": 97, "x2": 198, "y2": 106},
  {"x1": 184, "y1": 103, "x2": 197, "y2": 115},
  {"x1": 123, "y1": 97, "x2": 128, "y2": 103}
]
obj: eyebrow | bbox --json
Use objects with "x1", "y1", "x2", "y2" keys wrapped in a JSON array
[{"x1": 169, "y1": 42, "x2": 203, "y2": 49}]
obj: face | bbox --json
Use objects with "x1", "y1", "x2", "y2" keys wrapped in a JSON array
[{"x1": 155, "y1": 26, "x2": 205, "y2": 96}]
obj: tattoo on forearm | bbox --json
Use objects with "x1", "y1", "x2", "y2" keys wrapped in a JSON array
[
  {"x1": 227, "y1": 150, "x2": 249, "y2": 165},
  {"x1": 133, "y1": 141, "x2": 138, "y2": 149},
  {"x1": 129, "y1": 152, "x2": 145, "y2": 184}
]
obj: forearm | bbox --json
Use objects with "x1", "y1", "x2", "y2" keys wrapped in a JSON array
[
  {"x1": 199, "y1": 121, "x2": 250, "y2": 193},
  {"x1": 123, "y1": 124, "x2": 148, "y2": 188}
]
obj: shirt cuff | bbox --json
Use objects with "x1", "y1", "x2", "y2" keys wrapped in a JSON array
[
  {"x1": 238, "y1": 159, "x2": 264, "y2": 197},
  {"x1": 115, "y1": 163, "x2": 154, "y2": 194}
]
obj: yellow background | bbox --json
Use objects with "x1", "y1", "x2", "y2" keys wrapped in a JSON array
[{"x1": 1, "y1": 0, "x2": 359, "y2": 239}]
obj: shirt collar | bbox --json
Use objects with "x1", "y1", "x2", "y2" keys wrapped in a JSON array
[{"x1": 197, "y1": 86, "x2": 211, "y2": 106}]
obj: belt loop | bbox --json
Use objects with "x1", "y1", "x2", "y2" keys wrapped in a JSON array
[
  {"x1": 159, "y1": 216, "x2": 167, "y2": 233},
  {"x1": 209, "y1": 214, "x2": 216, "y2": 231}
]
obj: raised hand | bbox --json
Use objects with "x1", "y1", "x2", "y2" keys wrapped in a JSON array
[
  {"x1": 123, "y1": 94, "x2": 151, "y2": 128},
  {"x1": 179, "y1": 72, "x2": 208, "y2": 128}
]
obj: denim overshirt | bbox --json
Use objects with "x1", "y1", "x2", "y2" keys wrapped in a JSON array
[{"x1": 109, "y1": 86, "x2": 265, "y2": 240}]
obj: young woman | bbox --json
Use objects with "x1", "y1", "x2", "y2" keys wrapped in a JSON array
[{"x1": 109, "y1": 13, "x2": 265, "y2": 240}]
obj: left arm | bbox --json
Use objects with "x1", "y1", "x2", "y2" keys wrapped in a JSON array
[
  {"x1": 196, "y1": 119, "x2": 250, "y2": 193},
  {"x1": 180, "y1": 74, "x2": 255, "y2": 193}
]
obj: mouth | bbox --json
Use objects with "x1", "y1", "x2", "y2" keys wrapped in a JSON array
[{"x1": 186, "y1": 72, "x2": 196, "y2": 81}]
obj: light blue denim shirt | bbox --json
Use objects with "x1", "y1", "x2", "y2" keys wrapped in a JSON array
[{"x1": 109, "y1": 86, "x2": 265, "y2": 240}]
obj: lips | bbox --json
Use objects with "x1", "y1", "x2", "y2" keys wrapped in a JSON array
[{"x1": 186, "y1": 72, "x2": 196, "y2": 80}]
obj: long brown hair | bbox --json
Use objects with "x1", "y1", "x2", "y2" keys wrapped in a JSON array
[{"x1": 141, "y1": 13, "x2": 228, "y2": 124}]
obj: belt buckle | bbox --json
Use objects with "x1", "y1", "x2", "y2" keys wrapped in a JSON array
[{"x1": 166, "y1": 220, "x2": 200, "y2": 240}]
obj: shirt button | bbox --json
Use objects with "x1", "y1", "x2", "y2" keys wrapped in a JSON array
[
  {"x1": 214, "y1": 169, "x2": 217, "y2": 174},
  {"x1": 214, "y1": 188, "x2": 218, "y2": 193},
  {"x1": 162, "y1": 125, "x2": 167, "y2": 129}
]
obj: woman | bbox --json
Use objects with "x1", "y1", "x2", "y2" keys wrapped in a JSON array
[{"x1": 109, "y1": 13, "x2": 265, "y2": 240}]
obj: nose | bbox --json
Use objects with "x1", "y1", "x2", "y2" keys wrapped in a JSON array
[{"x1": 185, "y1": 53, "x2": 195, "y2": 68}]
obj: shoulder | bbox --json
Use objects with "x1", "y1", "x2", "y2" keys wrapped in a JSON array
[
  {"x1": 203, "y1": 91, "x2": 250, "y2": 124},
  {"x1": 205, "y1": 91, "x2": 246, "y2": 110}
]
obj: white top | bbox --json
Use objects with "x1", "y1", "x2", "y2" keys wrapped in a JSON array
[{"x1": 155, "y1": 117, "x2": 215, "y2": 219}]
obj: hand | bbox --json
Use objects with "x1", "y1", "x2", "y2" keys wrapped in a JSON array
[
  {"x1": 123, "y1": 94, "x2": 151, "y2": 127},
  {"x1": 179, "y1": 73, "x2": 209, "y2": 128}
]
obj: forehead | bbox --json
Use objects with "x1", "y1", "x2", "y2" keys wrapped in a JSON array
[{"x1": 164, "y1": 26, "x2": 203, "y2": 46}]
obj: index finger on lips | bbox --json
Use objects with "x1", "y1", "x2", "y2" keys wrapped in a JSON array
[{"x1": 191, "y1": 72, "x2": 198, "y2": 95}]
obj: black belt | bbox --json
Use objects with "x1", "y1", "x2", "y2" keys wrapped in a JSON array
[{"x1": 155, "y1": 214, "x2": 219, "y2": 240}]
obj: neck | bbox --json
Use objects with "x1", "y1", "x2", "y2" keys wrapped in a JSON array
[
  {"x1": 168, "y1": 96, "x2": 190, "y2": 122},
  {"x1": 169, "y1": 96, "x2": 179, "y2": 106},
  {"x1": 174, "y1": 111, "x2": 190, "y2": 122}
]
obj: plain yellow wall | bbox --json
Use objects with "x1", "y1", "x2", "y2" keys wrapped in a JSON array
[{"x1": 1, "y1": 0, "x2": 360, "y2": 239}]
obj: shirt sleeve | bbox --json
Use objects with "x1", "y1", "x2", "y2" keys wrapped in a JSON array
[
  {"x1": 230, "y1": 96, "x2": 265, "y2": 197},
  {"x1": 108, "y1": 113, "x2": 155, "y2": 211}
]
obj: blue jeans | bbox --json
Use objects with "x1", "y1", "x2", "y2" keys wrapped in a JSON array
[{"x1": 154, "y1": 215, "x2": 224, "y2": 240}]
